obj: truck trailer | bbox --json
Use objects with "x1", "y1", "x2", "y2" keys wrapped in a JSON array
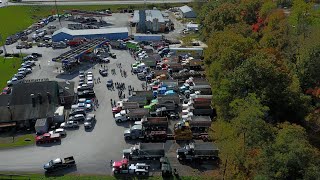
[
  {"x1": 135, "y1": 117, "x2": 168, "y2": 131},
  {"x1": 123, "y1": 143, "x2": 165, "y2": 160},
  {"x1": 124, "y1": 125, "x2": 167, "y2": 141},
  {"x1": 176, "y1": 142, "x2": 219, "y2": 161}
]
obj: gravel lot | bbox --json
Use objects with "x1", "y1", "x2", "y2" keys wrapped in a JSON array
[{"x1": 0, "y1": 13, "x2": 217, "y2": 176}]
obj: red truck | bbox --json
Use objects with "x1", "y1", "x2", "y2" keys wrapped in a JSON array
[{"x1": 36, "y1": 133, "x2": 61, "y2": 144}]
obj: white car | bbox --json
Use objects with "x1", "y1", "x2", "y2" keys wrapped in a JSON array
[
  {"x1": 87, "y1": 76, "x2": 93, "y2": 81},
  {"x1": 49, "y1": 128, "x2": 66, "y2": 137},
  {"x1": 87, "y1": 80, "x2": 94, "y2": 87},
  {"x1": 7, "y1": 78, "x2": 20, "y2": 86},
  {"x1": 60, "y1": 121, "x2": 79, "y2": 129},
  {"x1": 87, "y1": 72, "x2": 93, "y2": 76},
  {"x1": 18, "y1": 68, "x2": 32, "y2": 74}
]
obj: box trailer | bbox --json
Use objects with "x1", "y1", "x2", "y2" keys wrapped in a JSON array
[{"x1": 35, "y1": 118, "x2": 49, "y2": 134}]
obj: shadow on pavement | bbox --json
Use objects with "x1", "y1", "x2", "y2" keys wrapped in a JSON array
[{"x1": 44, "y1": 165, "x2": 77, "y2": 177}]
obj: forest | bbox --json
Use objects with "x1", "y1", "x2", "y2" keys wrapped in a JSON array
[{"x1": 194, "y1": 0, "x2": 320, "y2": 179}]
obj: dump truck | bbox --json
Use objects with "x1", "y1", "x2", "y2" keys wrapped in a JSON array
[
  {"x1": 112, "y1": 158, "x2": 150, "y2": 175},
  {"x1": 135, "y1": 117, "x2": 168, "y2": 131},
  {"x1": 192, "y1": 108, "x2": 216, "y2": 118},
  {"x1": 176, "y1": 143, "x2": 219, "y2": 161},
  {"x1": 124, "y1": 125, "x2": 167, "y2": 141},
  {"x1": 43, "y1": 156, "x2": 75, "y2": 172},
  {"x1": 123, "y1": 143, "x2": 165, "y2": 160},
  {"x1": 128, "y1": 96, "x2": 147, "y2": 107},
  {"x1": 115, "y1": 108, "x2": 149, "y2": 122},
  {"x1": 189, "y1": 85, "x2": 212, "y2": 95}
]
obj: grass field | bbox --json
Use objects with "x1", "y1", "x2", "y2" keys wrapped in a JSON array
[
  {"x1": 0, "y1": 173, "x2": 209, "y2": 180},
  {"x1": 0, "y1": 134, "x2": 35, "y2": 149},
  {"x1": 0, "y1": 56, "x2": 21, "y2": 89}
]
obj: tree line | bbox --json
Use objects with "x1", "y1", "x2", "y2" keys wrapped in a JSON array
[{"x1": 194, "y1": 0, "x2": 320, "y2": 179}]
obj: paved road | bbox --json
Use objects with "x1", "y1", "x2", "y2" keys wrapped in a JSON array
[
  {"x1": 8, "y1": 0, "x2": 192, "y2": 6},
  {"x1": 0, "y1": 48, "x2": 144, "y2": 174}
]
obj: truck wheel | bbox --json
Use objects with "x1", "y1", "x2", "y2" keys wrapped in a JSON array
[
  {"x1": 136, "y1": 172, "x2": 140, "y2": 175},
  {"x1": 125, "y1": 136, "x2": 131, "y2": 140},
  {"x1": 142, "y1": 172, "x2": 146, "y2": 175},
  {"x1": 117, "y1": 120, "x2": 121, "y2": 123}
]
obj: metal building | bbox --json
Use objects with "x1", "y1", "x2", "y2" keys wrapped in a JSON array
[
  {"x1": 52, "y1": 27, "x2": 129, "y2": 42},
  {"x1": 131, "y1": 10, "x2": 169, "y2": 33},
  {"x1": 179, "y1": 5, "x2": 197, "y2": 18}
]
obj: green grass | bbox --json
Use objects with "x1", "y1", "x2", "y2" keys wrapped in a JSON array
[
  {"x1": 0, "y1": 56, "x2": 22, "y2": 89},
  {"x1": 0, "y1": 134, "x2": 35, "y2": 149},
  {"x1": 0, "y1": 173, "x2": 209, "y2": 180}
]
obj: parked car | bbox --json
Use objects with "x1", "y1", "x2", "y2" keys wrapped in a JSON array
[
  {"x1": 60, "y1": 121, "x2": 79, "y2": 129},
  {"x1": 106, "y1": 79, "x2": 113, "y2": 87},
  {"x1": 1, "y1": 87, "x2": 12, "y2": 95},
  {"x1": 70, "y1": 108, "x2": 86, "y2": 116},
  {"x1": 7, "y1": 78, "x2": 20, "y2": 86},
  {"x1": 69, "y1": 114, "x2": 85, "y2": 122},
  {"x1": 84, "y1": 114, "x2": 96, "y2": 129},
  {"x1": 48, "y1": 25, "x2": 56, "y2": 29},
  {"x1": 99, "y1": 69, "x2": 108, "y2": 76},
  {"x1": 49, "y1": 128, "x2": 67, "y2": 137},
  {"x1": 31, "y1": 52, "x2": 42, "y2": 58}
]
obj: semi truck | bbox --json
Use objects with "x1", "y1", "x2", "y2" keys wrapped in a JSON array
[
  {"x1": 112, "y1": 158, "x2": 150, "y2": 175},
  {"x1": 43, "y1": 156, "x2": 75, "y2": 172},
  {"x1": 176, "y1": 143, "x2": 219, "y2": 161},
  {"x1": 123, "y1": 143, "x2": 165, "y2": 160}
]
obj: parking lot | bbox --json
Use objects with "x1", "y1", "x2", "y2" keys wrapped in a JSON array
[{"x1": 0, "y1": 11, "x2": 216, "y2": 177}]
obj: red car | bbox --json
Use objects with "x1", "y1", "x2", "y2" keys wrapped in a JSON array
[
  {"x1": 1, "y1": 87, "x2": 11, "y2": 95},
  {"x1": 36, "y1": 133, "x2": 61, "y2": 144},
  {"x1": 112, "y1": 106, "x2": 122, "y2": 113}
]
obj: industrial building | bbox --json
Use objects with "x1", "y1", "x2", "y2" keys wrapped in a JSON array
[
  {"x1": 0, "y1": 80, "x2": 75, "y2": 130},
  {"x1": 179, "y1": 5, "x2": 197, "y2": 18},
  {"x1": 131, "y1": 10, "x2": 170, "y2": 33},
  {"x1": 52, "y1": 27, "x2": 129, "y2": 42}
]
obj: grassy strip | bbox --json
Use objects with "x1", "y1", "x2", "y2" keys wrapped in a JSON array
[
  {"x1": 0, "y1": 56, "x2": 22, "y2": 89},
  {"x1": 0, "y1": 134, "x2": 35, "y2": 149},
  {"x1": 0, "y1": 173, "x2": 208, "y2": 180}
]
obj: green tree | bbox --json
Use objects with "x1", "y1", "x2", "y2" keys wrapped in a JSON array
[
  {"x1": 212, "y1": 94, "x2": 274, "y2": 179},
  {"x1": 257, "y1": 122, "x2": 320, "y2": 179}
]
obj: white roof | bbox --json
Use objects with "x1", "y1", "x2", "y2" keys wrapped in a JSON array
[
  {"x1": 53, "y1": 27, "x2": 129, "y2": 36},
  {"x1": 131, "y1": 10, "x2": 165, "y2": 23},
  {"x1": 179, "y1": 5, "x2": 194, "y2": 13}
]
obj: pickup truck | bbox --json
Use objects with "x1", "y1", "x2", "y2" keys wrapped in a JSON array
[
  {"x1": 43, "y1": 156, "x2": 75, "y2": 172},
  {"x1": 36, "y1": 133, "x2": 61, "y2": 144}
]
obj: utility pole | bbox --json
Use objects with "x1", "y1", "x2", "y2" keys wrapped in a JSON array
[{"x1": 55, "y1": 0, "x2": 62, "y2": 28}]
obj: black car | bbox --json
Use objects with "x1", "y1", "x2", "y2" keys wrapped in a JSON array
[
  {"x1": 99, "y1": 69, "x2": 108, "y2": 77},
  {"x1": 32, "y1": 53, "x2": 42, "y2": 58},
  {"x1": 16, "y1": 44, "x2": 23, "y2": 49}
]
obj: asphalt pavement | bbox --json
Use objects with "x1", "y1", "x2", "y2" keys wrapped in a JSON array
[{"x1": 0, "y1": 48, "x2": 145, "y2": 175}]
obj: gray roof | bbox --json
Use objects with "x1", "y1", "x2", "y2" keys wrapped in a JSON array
[
  {"x1": 179, "y1": 5, "x2": 194, "y2": 13},
  {"x1": 53, "y1": 27, "x2": 129, "y2": 36},
  {"x1": 131, "y1": 10, "x2": 165, "y2": 23},
  {"x1": 0, "y1": 81, "x2": 59, "y2": 123}
]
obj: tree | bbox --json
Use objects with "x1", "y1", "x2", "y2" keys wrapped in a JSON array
[
  {"x1": 212, "y1": 94, "x2": 274, "y2": 179},
  {"x1": 289, "y1": 0, "x2": 315, "y2": 38},
  {"x1": 257, "y1": 122, "x2": 320, "y2": 179}
]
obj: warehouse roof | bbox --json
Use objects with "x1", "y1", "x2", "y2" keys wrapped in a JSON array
[
  {"x1": 179, "y1": 5, "x2": 194, "y2": 13},
  {"x1": 53, "y1": 27, "x2": 129, "y2": 36},
  {"x1": 131, "y1": 10, "x2": 165, "y2": 23}
]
